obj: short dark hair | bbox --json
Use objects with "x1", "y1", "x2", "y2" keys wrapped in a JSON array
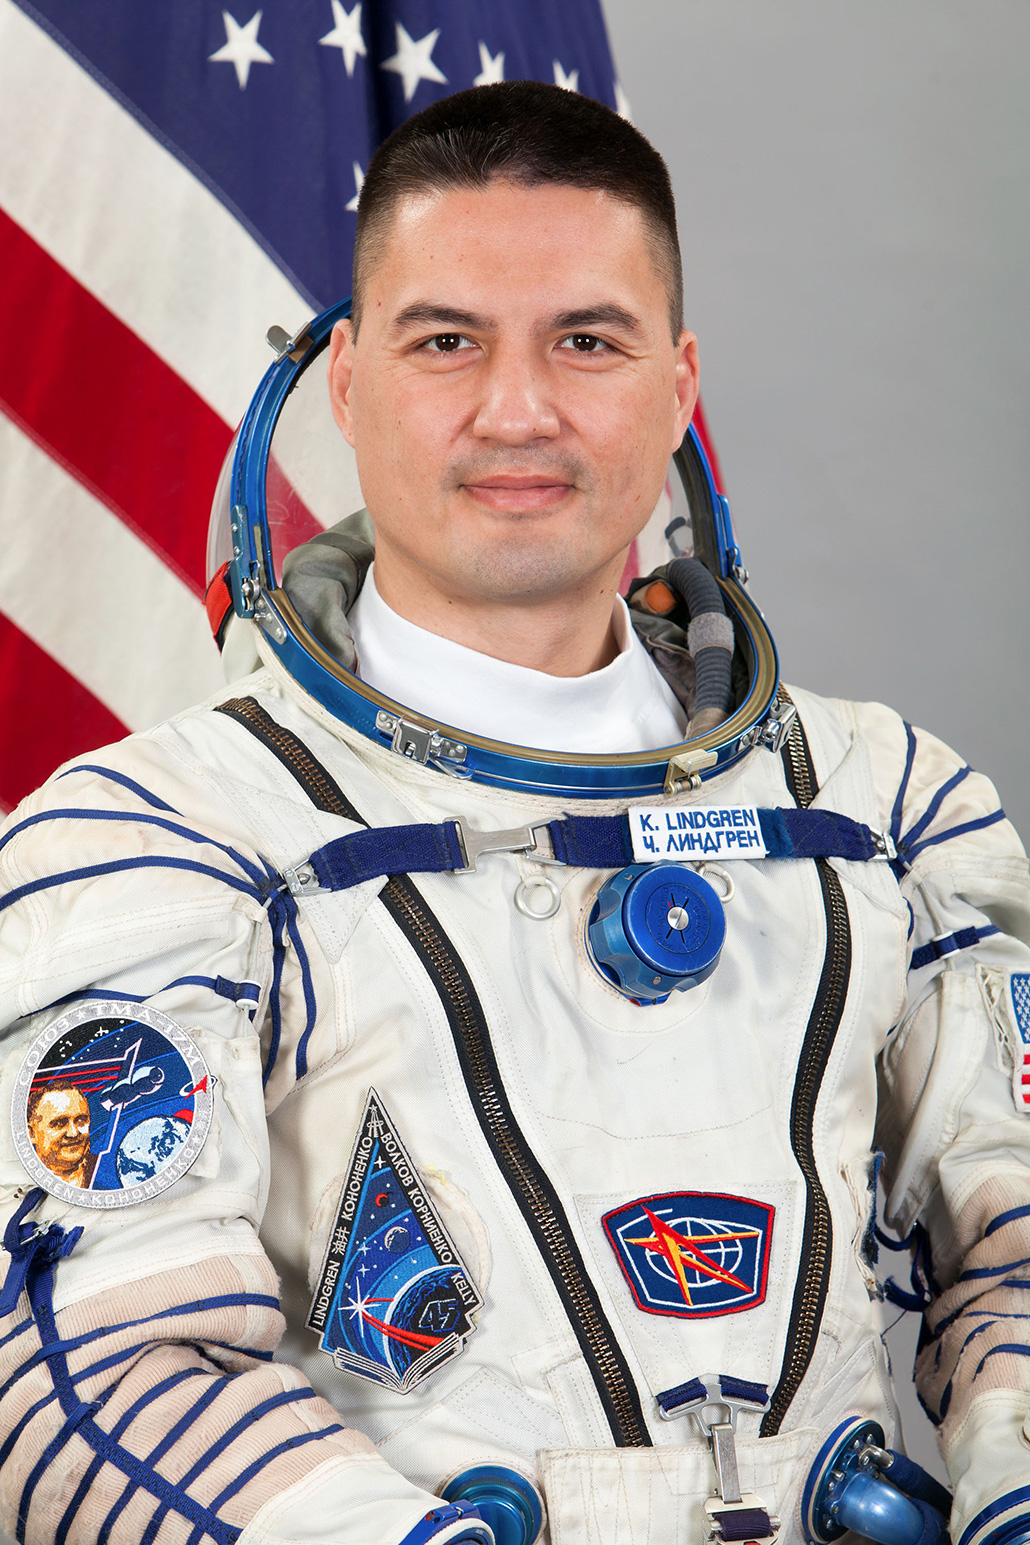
[
  {"x1": 352, "y1": 81, "x2": 683, "y2": 338},
  {"x1": 27, "y1": 1080, "x2": 87, "y2": 1127}
]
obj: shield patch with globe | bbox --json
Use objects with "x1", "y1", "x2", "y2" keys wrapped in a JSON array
[{"x1": 602, "y1": 1191, "x2": 774, "y2": 1318}]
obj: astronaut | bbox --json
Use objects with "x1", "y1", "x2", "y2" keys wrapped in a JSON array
[{"x1": 1, "y1": 79, "x2": 1029, "y2": 1545}]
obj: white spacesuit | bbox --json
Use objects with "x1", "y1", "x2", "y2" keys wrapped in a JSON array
[{"x1": 2, "y1": 475, "x2": 1030, "y2": 1545}]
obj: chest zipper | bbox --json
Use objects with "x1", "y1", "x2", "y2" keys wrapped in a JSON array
[
  {"x1": 760, "y1": 692, "x2": 853, "y2": 1437},
  {"x1": 215, "y1": 696, "x2": 652, "y2": 1448}
]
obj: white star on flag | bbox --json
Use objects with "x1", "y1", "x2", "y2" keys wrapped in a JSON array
[
  {"x1": 615, "y1": 81, "x2": 632, "y2": 120},
  {"x1": 208, "y1": 10, "x2": 274, "y2": 90},
  {"x1": 381, "y1": 23, "x2": 447, "y2": 103},
  {"x1": 553, "y1": 60, "x2": 579, "y2": 92},
  {"x1": 345, "y1": 161, "x2": 364, "y2": 212},
  {"x1": 319, "y1": 1, "x2": 366, "y2": 77},
  {"x1": 473, "y1": 42, "x2": 505, "y2": 86}
]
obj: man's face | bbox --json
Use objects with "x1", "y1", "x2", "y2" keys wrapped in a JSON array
[
  {"x1": 329, "y1": 181, "x2": 698, "y2": 608},
  {"x1": 29, "y1": 1088, "x2": 91, "y2": 1180}
]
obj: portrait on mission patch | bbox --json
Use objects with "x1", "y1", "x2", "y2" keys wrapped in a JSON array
[{"x1": 26, "y1": 1081, "x2": 96, "y2": 1189}]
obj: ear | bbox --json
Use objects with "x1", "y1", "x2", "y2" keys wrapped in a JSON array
[
  {"x1": 327, "y1": 318, "x2": 356, "y2": 446},
  {"x1": 672, "y1": 329, "x2": 700, "y2": 447}
]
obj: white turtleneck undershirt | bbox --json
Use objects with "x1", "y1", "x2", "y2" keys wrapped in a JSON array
[{"x1": 348, "y1": 565, "x2": 686, "y2": 754}]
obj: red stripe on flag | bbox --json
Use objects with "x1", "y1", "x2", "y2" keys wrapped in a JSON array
[
  {"x1": 0, "y1": 612, "x2": 127, "y2": 813},
  {"x1": 0, "y1": 209, "x2": 232, "y2": 594}
]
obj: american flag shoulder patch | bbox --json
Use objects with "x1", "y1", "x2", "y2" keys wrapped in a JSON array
[{"x1": 1010, "y1": 973, "x2": 1030, "y2": 1111}]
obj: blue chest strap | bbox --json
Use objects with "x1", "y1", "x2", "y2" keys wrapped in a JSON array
[{"x1": 281, "y1": 806, "x2": 895, "y2": 898}]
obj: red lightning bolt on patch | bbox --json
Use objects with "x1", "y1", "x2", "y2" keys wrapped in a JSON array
[{"x1": 625, "y1": 1206, "x2": 760, "y2": 1306}]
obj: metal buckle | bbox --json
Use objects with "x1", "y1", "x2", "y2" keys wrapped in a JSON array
[
  {"x1": 375, "y1": 711, "x2": 468, "y2": 770},
  {"x1": 452, "y1": 819, "x2": 557, "y2": 874},
  {"x1": 703, "y1": 1489, "x2": 780, "y2": 1545},
  {"x1": 281, "y1": 861, "x2": 324, "y2": 897},
  {"x1": 873, "y1": 830, "x2": 898, "y2": 861},
  {"x1": 658, "y1": 1374, "x2": 769, "y2": 1433},
  {"x1": 660, "y1": 1377, "x2": 778, "y2": 1545}
]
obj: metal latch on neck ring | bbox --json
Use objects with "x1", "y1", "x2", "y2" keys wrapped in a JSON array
[
  {"x1": 375, "y1": 711, "x2": 468, "y2": 772},
  {"x1": 738, "y1": 699, "x2": 798, "y2": 756}
]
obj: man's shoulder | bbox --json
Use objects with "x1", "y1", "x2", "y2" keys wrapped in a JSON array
[
  {"x1": 2, "y1": 669, "x2": 322, "y2": 837},
  {"x1": 781, "y1": 682, "x2": 913, "y2": 788},
  {"x1": 785, "y1": 681, "x2": 1024, "y2": 865}
]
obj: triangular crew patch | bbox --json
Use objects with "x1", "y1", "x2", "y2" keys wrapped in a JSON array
[{"x1": 307, "y1": 1089, "x2": 482, "y2": 1392}]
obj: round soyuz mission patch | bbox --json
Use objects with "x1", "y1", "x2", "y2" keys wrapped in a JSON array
[{"x1": 12, "y1": 1002, "x2": 215, "y2": 1209}]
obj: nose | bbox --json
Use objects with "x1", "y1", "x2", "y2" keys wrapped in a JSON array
[{"x1": 471, "y1": 343, "x2": 560, "y2": 444}]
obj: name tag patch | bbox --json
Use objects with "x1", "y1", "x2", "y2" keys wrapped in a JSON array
[
  {"x1": 12, "y1": 1001, "x2": 215, "y2": 1209},
  {"x1": 629, "y1": 807, "x2": 767, "y2": 863},
  {"x1": 307, "y1": 1090, "x2": 482, "y2": 1393}
]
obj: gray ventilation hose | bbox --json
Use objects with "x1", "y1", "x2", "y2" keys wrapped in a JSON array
[{"x1": 666, "y1": 556, "x2": 734, "y2": 722}]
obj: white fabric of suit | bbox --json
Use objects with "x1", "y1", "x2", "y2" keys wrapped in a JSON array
[{"x1": 1, "y1": 636, "x2": 1029, "y2": 1545}]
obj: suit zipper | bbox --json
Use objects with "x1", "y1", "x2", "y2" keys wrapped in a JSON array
[
  {"x1": 379, "y1": 876, "x2": 651, "y2": 1447},
  {"x1": 760, "y1": 692, "x2": 853, "y2": 1436},
  {"x1": 216, "y1": 696, "x2": 652, "y2": 1448}
]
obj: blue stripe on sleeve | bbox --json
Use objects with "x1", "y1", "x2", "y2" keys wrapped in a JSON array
[
  {"x1": 56, "y1": 766, "x2": 180, "y2": 814},
  {"x1": 55, "y1": 1369, "x2": 209, "y2": 1545},
  {"x1": 910, "y1": 925, "x2": 1000, "y2": 970},
  {"x1": 138, "y1": 1388, "x2": 318, "y2": 1545},
  {"x1": 0, "y1": 1293, "x2": 279, "y2": 1406},
  {"x1": 0, "y1": 1341, "x2": 178, "y2": 1474},
  {"x1": 97, "y1": 1378, "x2": 229, "y2": 1545},
  {"x1": 901, "y1": 764, "x2": 972, "y2": 851},
  {"x1": 16, "y1": 1380, "x2": 121, "y2": 1542},
  {"x1": 185, "y1": 1424, "x2": 345, "y2": 1544},
  {"x1": 901, "y1": 809, "x2": 1006, "y2": 864},
  {"x1": 0, "y1": 856, "x2": 261, "y2": 916},
  {"x1": 985, "y1": 1205, "x2": 1030, "y2": 1239},
  {"x1": 973, "y1": 1342, "x2": 1030, "y2": 1380},
  {"x1": 958, "y1": 1254, "x2": 1030, "y2": 1282},
  {"x1": 173, "y1": 1387, "x2": 317, "y2": 1485},
  {"x1": 934, "y1": 1317, "x2": 998, "y2": 1422},
  {"x1": 0, "y1": 808, "x2": 267, "y2": 887},
  {"x1": 890, "y1": 723, "x2": 918, "y2": 846}
]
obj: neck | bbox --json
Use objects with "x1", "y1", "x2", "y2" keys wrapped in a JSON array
[{"x1": 369, "y1": 548, "x2": 627, "y2": 677}]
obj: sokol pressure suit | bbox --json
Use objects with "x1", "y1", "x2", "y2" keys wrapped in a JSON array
[{"x1": 1, "y1": 307, "x2": 1029, "y2": 1545}]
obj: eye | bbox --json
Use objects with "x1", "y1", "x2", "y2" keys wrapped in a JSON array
[
  {"x1": 423, "y1": 333, "x2": 474, "y2": 353},
  {"x1": 557, "y1": 333, "x2": 612, "y2": 354}
]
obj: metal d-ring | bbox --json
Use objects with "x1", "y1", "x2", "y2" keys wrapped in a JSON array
[
  {"x1": 514, "y1": 875, "x2": 561, "y2": 920},
  {"x1": 699, "y1": 863, "x2": 735, "y2": 903}
]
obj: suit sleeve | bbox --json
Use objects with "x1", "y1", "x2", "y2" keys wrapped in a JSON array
[
  {"x1": 863, "y1": 706, "x2": 1030, "y2": 1545},
  {"x1": 0, "y1": 742, "x2": 484, "y2": 1545}
]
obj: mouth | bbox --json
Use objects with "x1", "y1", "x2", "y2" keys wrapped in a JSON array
[{"x1": 461, "y1": 475, "x2": 575, "y2": 513}]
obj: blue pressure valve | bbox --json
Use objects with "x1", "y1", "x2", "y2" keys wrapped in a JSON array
[
  {"x1": 585, "y1": 862, "x2": 726, "y2": 1004},
  {"x1": 802, "y1": 1418, "x2": 951, "y2": 1545},
  {"x1": 441, "y1": 1467, "x2": 543, "y2": 1545}
]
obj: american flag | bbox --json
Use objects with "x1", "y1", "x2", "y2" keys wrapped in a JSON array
[{"x1": 0, "y1": 0, "x2": 723, "y2": 816}]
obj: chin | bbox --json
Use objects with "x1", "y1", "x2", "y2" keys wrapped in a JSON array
[{"x1": 453, "y1": 538, "x2": 601, "y2": 602}]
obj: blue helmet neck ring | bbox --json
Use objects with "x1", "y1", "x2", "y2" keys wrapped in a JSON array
[{"x1": 217, "y1": 300, "x2": 784, "y2": 801}]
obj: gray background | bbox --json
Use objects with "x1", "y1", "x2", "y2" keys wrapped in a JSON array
[
  {"x1": 604, "y1": 0, "x2": 1029, "y2": 839},
  {"x1": 603, "y1": 0, "x2": 1030, "y2": 1481}
]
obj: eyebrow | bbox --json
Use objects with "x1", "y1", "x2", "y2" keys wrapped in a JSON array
[
  {"x1": 389, "y1": 301, "x2": 646, "y2": 338},
  {"x1": 391, "y1": 303, "x2": 493, "y2": 333},
  {"x1": 549, "y1": 305, "x2": 644, "y2": 337}
]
